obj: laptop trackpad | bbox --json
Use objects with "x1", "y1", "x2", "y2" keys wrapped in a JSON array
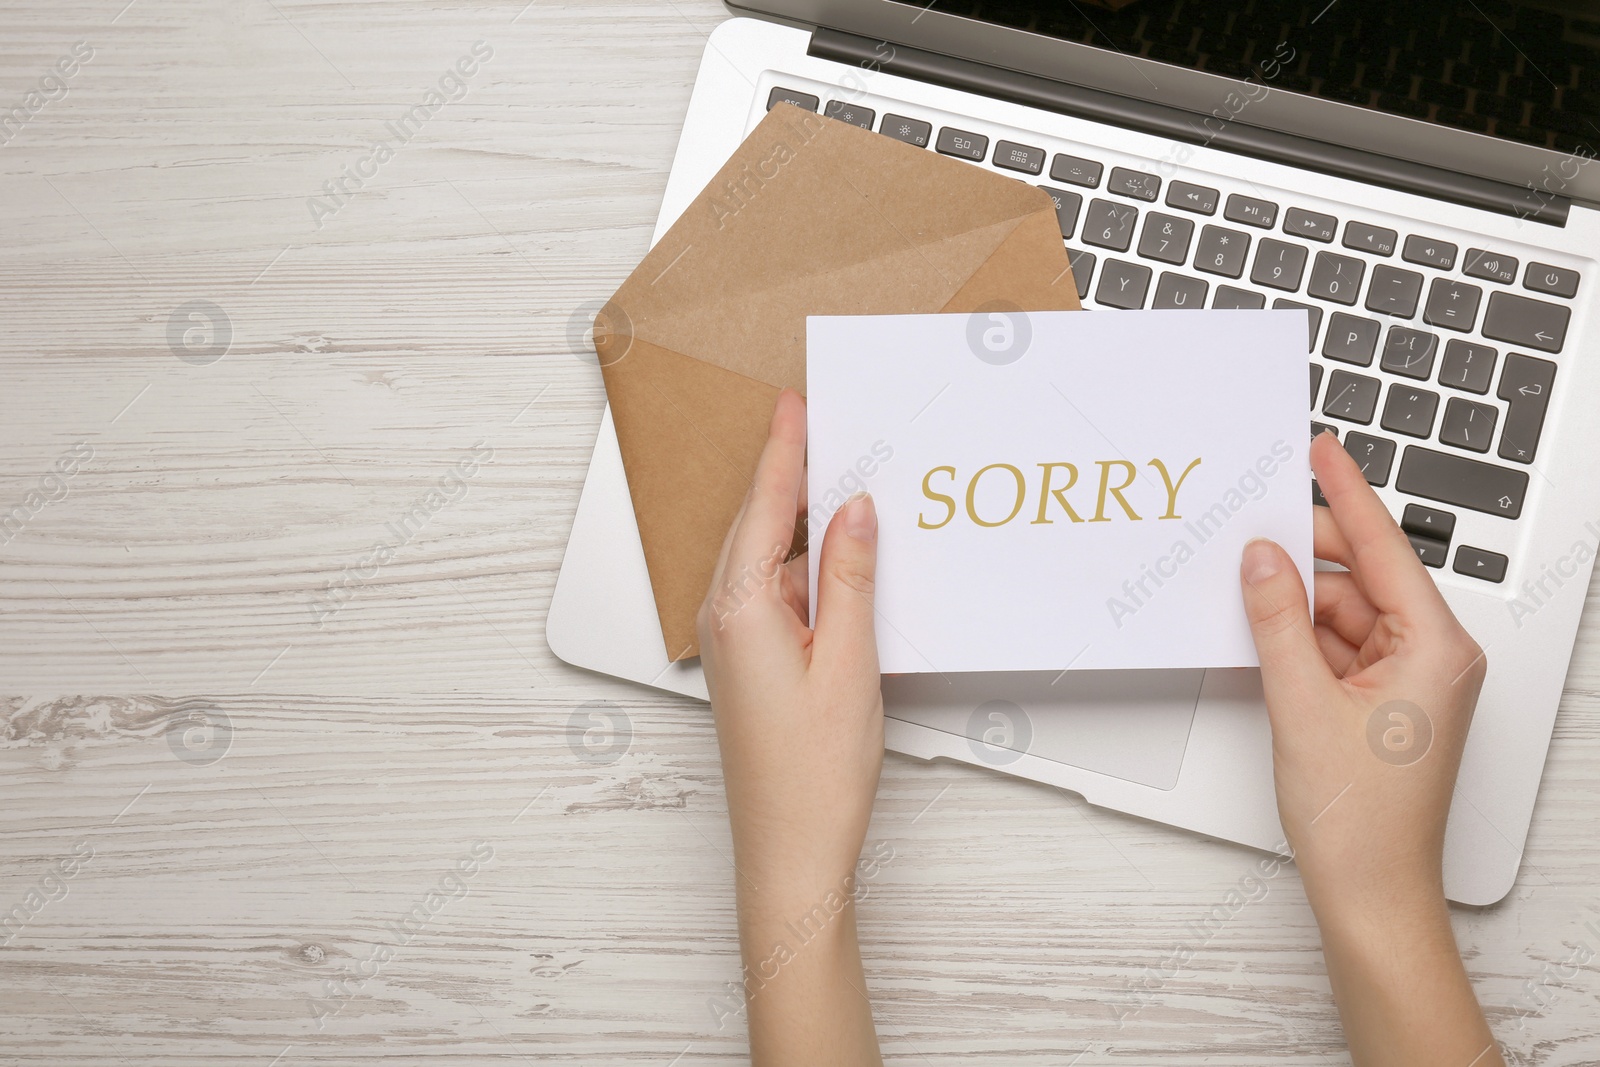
[{"x1": 882, "y1": 669, "x2": 1204, "y2": 791}]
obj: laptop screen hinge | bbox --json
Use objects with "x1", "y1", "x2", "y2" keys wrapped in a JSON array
[{"x1": 809, "y1": 28, "x2": 1571, "y2": 227}]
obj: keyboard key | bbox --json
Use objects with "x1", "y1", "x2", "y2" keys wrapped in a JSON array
[
  {"x1": 1322, "y1": 312, "x2": 1381, "y2": 365},
  {"x1": 1313, "y1": 421, "x2": 1339, "y2": 440},
  {"x1": 1252, "y1": 238, "x2": 1309, "y2": 291},
  {"x1": 1364, "y1": 264, "x2": 1425, "y2": 318},
  {"x1": 1496, "y1": 352, "x2": 1556, "y2": 464},
  {"x1": 936, "y1": 127, "x2": 988, "y2": 161},
  {"x1": 1137, "y1": 212, "x2": 1195, "y2": 264},
  {"x1": 1482, "y1": 291, "x2": 1569, "y2": 353},
  {"x1": 824, "y1": 100, "x2": 876, "y2": 128},
  {"x1": 879, "y1": 114, "x2": 932, "y2": 147},
  {"x1": 1524, "y1": 261, "x2": 1579, "y2": 298},
  {"x1": 1167, "y1": 181, "x2": 1219, "y2": 214},
  {"x1": 1195, "y1": 225, "x2": 1250, "y2": 277},
  {"x1": 1152, "y1": 271, "x2": 1208, "y2": 309},
  {"x1": 1402, "y1": 503, "x2": 1456, "y2": 541},
  {"x1": 1050, "y1": 154, "x2": 1103, "y2": 187},
  {"x1": 1396, "y1": 446, "x2": 1528, "y2": 519},
  {"x1": 1225, "y1": 194, "x2": 1278, "y2": 228},
  {"x1": 1423, "y1": 278, "x2": 1483, "y2": 331},
  {"x1": 1381, "y1": 384, "x2": 1440, "y2": 438},
  {"x1": 1323, "y1": 369, "x2": 1382, "y2": 424},
  {"x1": 1311, "y1": 363, "x2": 1324, "y2": 408},
  {"x1": 1040, "y1": 186, "x2": 1083, "y2": 238},
  {"x1": 1463, "y1": 248, "x2": 1518, "y2": 284},
  {"x1": 1213, "y1": 285, "x2": 1265, "y2": 309},
  {"x1": 1083, "y1": 199, "x2": 1139, "y2": 251},
  {"x1": 1344, "y1": 431, "x2": 1397, "y2": 485},
  {"x1": 1439, "y1": 340, "x2": 1497, "y2": 394},
  {"x1": 1402, "y1": 234, "x2": 1457, "y2": 270},
  {"x1": 1408, "y1": 532, "x2": 1449, "y2": 567},
  {"x1": 1095, "y1": 259, "x2": 1152, "y2": 309},
  {"x1": 994, "y1": 139, "x2": 1045, "y2": 175},
  {"x1": 1285, "y1": 207, "x2": 1338, "y2": 242},
  {"x1": 1344, "y1": 221, "x2": 1398, "y2": 256},
  {"x1": 1380, "y1": 326, "x2": 1439, "y2": 380},
  {"x1": 1273, "y1": 298, "x2": 1322, "y2": 351},
  {"x1": 1307, "y1": 251, "x2": 1365, "y2": 305},
  {"x1": 1439, "y1": 397, "x2": 1497, "y2": 453},
  {"x1": 768, "y1": 87, "x2": 820, "y2": 112},
  {"x1": 1109, "y1": 167, "x2": 1161, "y2": 201},
  {"x1": 1453, "y1": 545, "x2": 1508, "y2": 583},
  {"x1": 1067, "y1": 248, "x2": 1096, "y2": 300}
]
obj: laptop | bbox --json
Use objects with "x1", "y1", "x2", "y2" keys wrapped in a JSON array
[{"x1": 548, "y1": 0, "x2": 1600, "y2": 906}]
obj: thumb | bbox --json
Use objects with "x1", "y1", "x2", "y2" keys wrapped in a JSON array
[
  {"x1": 1240, "y1": 538, "x2": 1334, "y2": 712},
  {"x1": 813, "y1": 492, "x2": 880, "y2": 672}
]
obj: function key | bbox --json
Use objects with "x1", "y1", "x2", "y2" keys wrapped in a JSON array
[
  {"x1": 1166, "y1": 181, "x2": 1220, "y2": 214},
  {"x1": 1463, "y1": 248, "x2": 1518, "y2": 284},
  {"x1": 1285, "y1": 207, "x2": 1339, "y2": 242},
  {"x1": 1109, "y1": 166, "x2": 1161, "y2": 201},
  {"x1": 994, "y1": 139, "x2": 1045, "y2": 175},
  {"x1": 1344, "y1": 221, "x2": 1398, "y2": 256},
  {"x1": 1453, "y1": 545, "x2": 1508, "y2": 583},
  {"x1": 1402, "y1": 234, "x2": 1457, "y2": 270},
  {"x1": 768, "y1": 87, "x2": 820, "y2": 112},
  {"x1": 1482, "y1": 291, "x2": 1569, "y2": 353},
  {"x1": 1524, "y1": 261, "x2": 1579, "y2": 298},
  {"x1": 879, "y1": 113, "x2": 932, "y2": 147},
  {"x1": 824, "y1": 100, "x2": 876, "y2": 128},
  {"x1": 936, "y1": 127, "x2": 989, "y2": 161},
  {"x1": 1224, "y1": 193, "x2": 1278, "y2": 228},
  {"x1": 1051, "y1": 154, "x2": 1103, "y2": 187}
]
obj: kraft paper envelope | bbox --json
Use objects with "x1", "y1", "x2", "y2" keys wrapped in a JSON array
[
  {"x1": 595, "y1": 103, "x2": 1081, "y2": 660},
  {"x1": 806, "y1": 309, "x2": 1314, "y2": 674}
]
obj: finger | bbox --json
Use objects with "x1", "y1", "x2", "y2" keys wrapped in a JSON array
[
  {"x1": 1313, "y1": 623, "x2": 1361, "y2": 677},
  {"x1": 1312, "y1": 570, "x2": 1379, "y2": 649},
  {"x1": 1313, "y1": 505, "x2": 1354, "y2": 569},
  {"x1": 777, "y1": 553, "x2": 810, "y2": 623},
  {"x1": 728, "y1": 388, "x2": 807, "y2": 589},
  {"x1": 812, "y1": 493, "x2": 880, "y2": 675},
  {"x1": 1240, "y1": 537, "x2": 1337, "y2": 718}
]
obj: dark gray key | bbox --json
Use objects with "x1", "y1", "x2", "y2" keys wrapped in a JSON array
[
  {"x1": 1524, "y1": 262, "x2": 1579, "y2": 299},
  {"x1": 1051, "y1": 154, "x2": 1103, "y2": 187},
  {"x1": 1496, "y1": 352, "x2": 1556, "y2": 464},
  {"x1": 1423, "y1": 278, "x2": 1482, "y2": 332},
  {"x1": 1439, "y1": 340, "x2": 1497, "y2": 394},
  {"x1": 1463, "y1": 248, "x2": 1518, "y2": 285},
  {"x1": 768, "y1": 87, "x2": 820, "y2": 112},
  {"x1": 1311, "y1": 363, "x2": 1324, "y2": 408},
  {"x1": 1285, "y1": 207, "x2": 1338, "y2": 242},
  {"x1": 1137, "y1": 212, "x2": 1194, "y2": 264},
  {"x1": 1402, "y1": 503, "x2": 1456, "y2": 541},
  {"x1": 1225, "y1": 193, "x2": 1277, "y2": 228},
  {"x1": 1195, "y1": 225, "x2": 1250, "y2": 277},
  {"x1": 1408, "y1": 532, "x2": 1448, "y2": 568},
  {"x1": 1364, "y1": 264, "x2": 1424, "y2": 318},
  {"x1": 1083, "y1": 199, "x2": 1139, "y2": 252},
  {"x1": 1344, "y1": 431, "x2": 1397, "y2": 485},
  {"x1": 824, "y1": 100, "x2": 876, "y2": 128},
  {"x1": 1108, "y1": 167, "x2": 1160, "y2": 201},
  {"x1": 994, "y1": 139, "x2": 1045, "y2": 175},
  {"x1": 1402, "y1": 234, "x2": 1457, "y2": 270},
  {"x1": 1344, "y1": 221, "x2": 1398, "y2": 256},
  {"x1": 1252, "y1": 238, "x2": 1308, "y2": 291},
  {"x1": 1454, "y1": 545, "x2": 1508, "y2": 582},
  {"x1": 1396, "y1": 446, "x2": 1528, "y2": 519},
  {"x1": 879, "y1": 114, "x2": 932, "y2": 147},
  {"x1": 1067, "y1": 248, "x2": 1096, "y2": 300},
  {"x1": 1323, "y1": 369, "x2": 1382, "y2": 424},
  {"x1": 1380, "y1": 326, "x2": 1438, "y2": 380},
  {"x1": 1307, "y1": 251, "x2": 1365, "y2": 305},
  {"x1": 1166, "y1": 181, "x2": 1219, "y2": 214},
  {"x1": 936, "y1": 127, "x2": 988, "y2": 161},
  {"x1": 1312, "y1": 421, "x2": 1339, "y2": 439},
  {"x1": 1439, "y1": 397, "x2": 1497, "y2": 453},
  {"x1": 1381, "y1": 384, "x2": 1440, "y2": 438},
  {"x1": 1213, "y1": 285, "x2": 1265, "y2": 309},
  {"x1": 1095, "y1": 259, "x2": 1152, "y2": 309},
  {"x1": 1322, "y1": 312, "x2": 1380, "y2": 365},
  {"x1": 1152, "y1": 271, "x2": 1208, "y2": 309},
  {"x1": 1273, "y1": 298, "x2": 1322, "y2": 351},
  {"x1": 1483, "y1": 291, "x2": 1570, "y2": 353},
  {"x1": 1040, "y1": 186, "x2": 1083, "y2": 238}
]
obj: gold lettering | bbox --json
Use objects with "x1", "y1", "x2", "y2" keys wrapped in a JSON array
[
  {"x1": 1148, "y1": 457, "x2": 1202, "y2": 520},
  {"x1": 918, "y1": 466, "x2": 957, "y2": 529},
  {"x1": 965, "y1": 463, "x2": 1027, "y2": 527},
  {"x1": 1091, "y1": 460, "x2": 1141, "y2": 522},
  {"x1": 1030, "y1": 463, "x2": 1083, "y2": 524}
]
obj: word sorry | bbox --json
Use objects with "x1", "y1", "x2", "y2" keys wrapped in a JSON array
[{"x1": 917, "y1": 457, "x2": 1202, "y2": 528}]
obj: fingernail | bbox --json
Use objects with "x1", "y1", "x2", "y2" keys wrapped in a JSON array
[
  {"x1": 1242, "y1": 538, "x2": 1281, "y2": 583},
  {"x1": 844, "y1": 492, "x2": 877, "y2": 544}
]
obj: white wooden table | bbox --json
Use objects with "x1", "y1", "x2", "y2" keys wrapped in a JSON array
[{"x1": 3, "y1": 2, "x2": 1598, "y2": 1062}]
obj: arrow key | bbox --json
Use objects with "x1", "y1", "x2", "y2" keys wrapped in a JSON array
[
  {"x1": 1496, "y1": 352, "x2": 1556, "y2": 464},
  {"x1": 1482, "y1": 291, "x2": 1569, "y2": 353},
  {"x1": 1402, "y1": 503, "x2": 1456, "y2": 542},
  {"x1": 1453, "y1": 545, "x2": 1508, "y2": 583}
]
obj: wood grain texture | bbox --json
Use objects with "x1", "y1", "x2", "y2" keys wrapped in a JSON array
[{"x1": 2, "y1": 1, "x2": 1599, "y2": 1063}]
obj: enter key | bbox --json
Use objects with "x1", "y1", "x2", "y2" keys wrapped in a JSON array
[{"x1": 1497, "y1": 352, "x2": 1557, "y2": 464}]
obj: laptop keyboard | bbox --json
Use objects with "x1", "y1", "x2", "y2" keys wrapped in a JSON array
[{"x1": 770, "y1": 86, "x2": 1586, "y2": 584}]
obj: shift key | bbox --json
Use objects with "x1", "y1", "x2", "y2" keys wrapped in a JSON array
[
  {"x1": 1396, "y1": 446, "x2": 1529, "y2": 519},
  {"x1": 1497, "y1": 352, "x2": 1556, "y2": 464}
]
